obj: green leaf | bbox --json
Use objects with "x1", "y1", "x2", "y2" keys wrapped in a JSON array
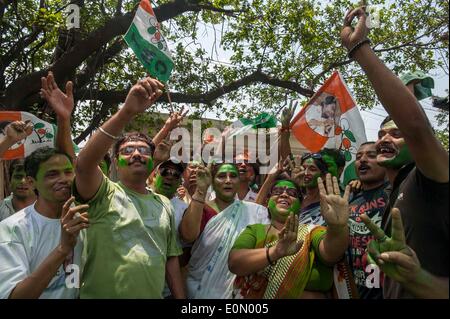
[
  {"x1": 344, "y1": 130, "x2": 356, "y2": 143},
  {"x1": 345, "y1": 150, "x2": 352, "y2": 162},
  {"x1": 34, "y1": 123, "x2": 45, "y2": 129},
  {"x1": 45, "y1": 133, "x2": 54, "y2": 139}
]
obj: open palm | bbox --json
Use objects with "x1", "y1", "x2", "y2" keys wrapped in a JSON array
[
  {"x1": 275, "y1": 214, "x2": 303, "y2": 258},
  {"x1": 40, "y1": 72, "x2": 74, "y2": 120},
  {"x1": 318, "y1": 174, "x2": 350, "y2": 227}
]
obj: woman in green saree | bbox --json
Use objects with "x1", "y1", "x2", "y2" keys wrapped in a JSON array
[{"x1": 229, "y1": 174, "x2": 354, "y2": 299}]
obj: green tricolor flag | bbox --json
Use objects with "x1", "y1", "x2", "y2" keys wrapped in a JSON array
[{"x1": 124, "y1": 0, "x2": 174, "y2": 83}]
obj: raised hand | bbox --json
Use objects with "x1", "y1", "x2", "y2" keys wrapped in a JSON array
[
  {"x1": 274, "y1": 214, "x2": 303, "y2": 258},
  {"x1": 153, "y1": 139, "x2": 173, "y2": 164},
  {"x1": 59, "y1": 197, "x2": 89, "y2": 255},
  {"x1": 122, "y1": 77, "x2": 164, "y2": 116},
  {"x1": 165, "y1": 106, "x2": 189, "y2": 131},
  {"x1": 318, "y1": 174, "x2": 350, "y2": 227},
  {"x1": 286, "y1": 156, "x2": 305, "y2": 186},
  {"x1": 177, "y1": 185, "x2": 186, "y2": 200},
  {"x1": 5, "y1": 121, "x2": 33, "y2": 144},
  {"x1": 195, "y1": 163, "x2": 212, "y2": 194},
  {"x1": 361, "y1": 208, "x2": 421, "y2": 284},
  {"x1": 281, "y1": 101, "x2": 298, "y2": 129},
  {"x1": 40, "y1": 71, "x2": 74, "y2": 121},
  {"x1": 341, "y1": 6, "x2": 369, "y2": 50}
]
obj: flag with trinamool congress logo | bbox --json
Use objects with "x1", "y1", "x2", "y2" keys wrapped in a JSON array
[
  {"x1": 290, "y1": 71, "x2": 367, "y2": 185},
  {"x1": 124, "y1": 0, "x2": 174, "y2": 83}
]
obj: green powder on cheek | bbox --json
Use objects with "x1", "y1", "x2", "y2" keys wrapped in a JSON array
[
  {"x1": 118, "y1": 155, "x2": 128, "y2": 168},
  {"x1": 379, "y1": 144, "x2": 413, "y2": 169},
  {"x1": 268, "y1": 198, "x2": 301, "y2": 221},
  {"x1": 155, "y1": 174, "x2": 177, "y2": 197}
]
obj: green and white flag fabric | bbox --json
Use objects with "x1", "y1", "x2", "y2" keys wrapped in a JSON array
[{"x1": 124, "y1": 0, "x2": 174, "y2": 83}]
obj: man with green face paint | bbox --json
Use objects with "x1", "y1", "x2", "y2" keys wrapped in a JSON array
[
  {"x1": 342, "y1": 7, "x2": 448, "y2": 298},
  {"x1": 152, "y1": 159, "x2": 189, "y2": 299},
  {"x1": 0, "y1": 159, "x2": 36, "y2": 222},
  {"x1": 74, "y1": 77, "x2": 184, "y2": 299},
  {"x1": 0, "y1": 147, "x2": 89, "y2": 299}
]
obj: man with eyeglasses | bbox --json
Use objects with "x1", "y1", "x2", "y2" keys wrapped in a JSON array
[{"x1": 73, "y1": 77, "x2": 184, "y2": 299}]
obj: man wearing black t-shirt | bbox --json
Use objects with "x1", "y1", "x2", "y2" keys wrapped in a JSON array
[
  {"x1": 341, "y1": 7, "x2": 449, "y2": 298},
  {"x1": 348, "y1": 142, "x2": 388, "y2": 299}
]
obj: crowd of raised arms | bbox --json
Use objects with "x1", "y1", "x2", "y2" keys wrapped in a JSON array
[{"x1": 0, "y1": 7, "x2": 448, "y2": 299}]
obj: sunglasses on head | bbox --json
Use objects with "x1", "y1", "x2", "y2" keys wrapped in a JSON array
[
  {"x1": 271, "y1": 186, "x2": 299, "y2": 198},
  {"x1": 160, "y1": 167, "x2": 181, "y2": 179},
  {"x1": 119, "y1": 146, "x2": 152, "y2": 156},
  {"x1": 301, "y1": 153, "x2": 323, "y2": 161}
]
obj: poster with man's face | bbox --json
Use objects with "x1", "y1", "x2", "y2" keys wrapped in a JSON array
[{"x1": 305, "y1": 93, "x2": 341, "y2": 137}]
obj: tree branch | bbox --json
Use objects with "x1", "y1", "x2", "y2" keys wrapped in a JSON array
[
  {"x1": 1, "y1": 0, "x2": 198, "y2": 110},
  {"x1": 194, "y1": 2, "x2": 245, "y2": 17},
  {"x1": 74, "y1": 70, "x2": 315, "y2": 105}
]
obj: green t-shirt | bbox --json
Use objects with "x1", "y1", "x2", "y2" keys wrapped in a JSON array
[
  {"x1": 76, "y1": 177, "x2": 182, "y2": 299},
  {"x1": 232, "y1": 224, "x2": 333, "y2": 292}
]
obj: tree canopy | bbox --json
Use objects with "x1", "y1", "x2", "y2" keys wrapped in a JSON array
[{"x1": 0, "y1": 0, "x2": 448, "y2": 144}]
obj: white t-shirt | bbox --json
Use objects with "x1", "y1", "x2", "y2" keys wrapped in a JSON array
[
  {"x1": 0, "y1": 204, "x2": 83, "y2": 299},
  {"x1": 0, "y1": 195, "x2": 15, "y2": 222}
]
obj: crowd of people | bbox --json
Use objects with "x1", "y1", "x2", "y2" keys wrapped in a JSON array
[{"x1": 0, "y1": 7, "x2": 448, "y2": 299}]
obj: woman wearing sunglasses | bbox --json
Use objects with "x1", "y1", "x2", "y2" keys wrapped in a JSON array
[{"x1": 229, "y1": 174, "x2": 356, "y2": 299}]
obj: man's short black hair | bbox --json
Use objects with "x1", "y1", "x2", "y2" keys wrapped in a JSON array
[
  {"x1": 9, "y1": 158, "x2": 25, "y2": 179},
  {"x1": 113, "y1": 132, "x2": 155, "y2": 158},
  {"x1": 322, "y1": 95, "x2": 337, "y2": 106},
  {"x1": 25, "y1": 147, "x2": 72, "y2": 179}
]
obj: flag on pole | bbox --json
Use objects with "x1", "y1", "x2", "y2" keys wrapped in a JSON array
[
  {"x1": 290, "y1": 71, "x2": 367, "y2": 185},
  {"x1": 0, "y1": 111, "x2": 56, "y2": 160},
  {"x1": 124, "y1": 0, "x2": 174, "y2": 83}
]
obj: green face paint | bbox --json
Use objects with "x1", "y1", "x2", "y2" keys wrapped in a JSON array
[
  {"x1": 268, "y1": 197, "x2": 301, "y2": 221},
  {"x1": 379, "y1": 144, "x2": 413, "y2": 169},
  {"x1": 99, "y1": 160, "x2": 109, "y2": 175},
  {"x1": 268, "y1": 179, "x2": 301, "y2": 221},
  {"x1": 216, "y1": 164, "x2": 239, "y2": 175},
  {"x1": 118, "y1": 155, "x2": 128, "y2": 168},
  {"x1": 274, "y1": 180, "x2": 297, "y2": 189},
  {"x1": 154, "y1": 174, "x2": 177, "y2": 198},
  {"x1": 118, "y1": 155, "x2": 154, "y2": 173}
]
